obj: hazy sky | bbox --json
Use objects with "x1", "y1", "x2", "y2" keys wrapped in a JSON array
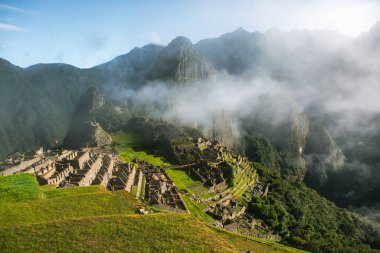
[{"x1": 1, "y1": 0, "x2": 380, "y2": 68}]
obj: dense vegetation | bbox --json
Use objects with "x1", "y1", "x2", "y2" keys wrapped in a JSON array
[
  {"x1": 108, "y1": 123, "x2": 380, "y2": 252},
  {"x1": 249, "y1": 164, "x2": 380, "y2": 253}
]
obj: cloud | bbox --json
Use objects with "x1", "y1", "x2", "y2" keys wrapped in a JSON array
[
  {"x1": 0, "y1": 4, "x2": 25, "y2": 13},
  {"x1": 0, "y1": 22, "x2": 27, "y2": 32}
]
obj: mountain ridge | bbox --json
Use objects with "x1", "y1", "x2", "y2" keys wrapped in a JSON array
[{"x1": 2, "y1": 24, "x2": 380, "y2": 228}]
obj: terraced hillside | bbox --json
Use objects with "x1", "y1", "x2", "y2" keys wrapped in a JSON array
[
  {"x1": 0, "y1": 173, "x2": 306, "y2": 253},
  {"x1": 108, "y1": 121, "x2": 380, "y2": 253},
  {"x1": 222, "y1": 151, "x2": 258, "y2": 198}
]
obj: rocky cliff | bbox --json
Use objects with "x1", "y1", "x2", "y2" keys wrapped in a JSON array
[
  {"x1": 148, "y1": 36, "x2": 214, "y2": 85},
  {"x1": 62, "y1": 88, "x2": 118, "y2": 149}
]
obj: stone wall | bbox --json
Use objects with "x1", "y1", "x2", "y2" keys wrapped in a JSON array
[{"x1": 0, "y1": 156, "x2": 41, "y2": 176}]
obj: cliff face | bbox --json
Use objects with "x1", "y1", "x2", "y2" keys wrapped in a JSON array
[
  {"x1": 239, "y1": 95, "x2": 310, "y2": 180},
  {"x1": 62, "y1": 88, "x2": 116, "y2": 149},
  {"x1": 303, "y1": 123, "x2": 346, "y2": 190},
  {"x1": 148, "y1": 37, "x2": 214, "y2": 85},
  {"x1": 63, "y1": 121, "x2": 112, "y2": 149}
]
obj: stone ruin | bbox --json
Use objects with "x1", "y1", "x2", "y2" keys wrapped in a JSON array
[
  {"x1": 135, "y1": 160, "x2": 187, "y2": 212},
  {"x1": 171, "y1": 137, "x2": 264, "y2": 235},
  {"x1": 0, "y1": 147, "x2": 188, "y2": 213}
]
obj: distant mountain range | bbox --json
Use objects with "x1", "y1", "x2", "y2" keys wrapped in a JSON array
[{"x1": 2, "y1": 22, "x2": 380, "y2": 221}]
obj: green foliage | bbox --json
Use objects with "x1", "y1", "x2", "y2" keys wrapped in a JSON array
[
  {"x1": 248, "y1": 164, "x2": 379, "y2": 253},
  {"x1": 244, "y1": 133, "x2": 279, "y2": 170}
]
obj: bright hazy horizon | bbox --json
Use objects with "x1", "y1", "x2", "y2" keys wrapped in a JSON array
[{"x1": 1, "y1": 0, "x2": 380, "y2": 68}]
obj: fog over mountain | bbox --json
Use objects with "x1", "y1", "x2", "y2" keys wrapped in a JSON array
[{"x1": 2, "y1": 23, "x2": 380, "y2": 222}]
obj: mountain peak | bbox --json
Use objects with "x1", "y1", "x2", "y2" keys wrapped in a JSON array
[
  {"x1": 232, "y1": 27, "x2": 249, "y2": 34},
  {"x1": 62, "y1": 88, "x2": 111, "y2": 149},
  {"x1": 220, "y1": 27, "x2": 251, "y2": 40},
  {"x1": 147, "y1": 35, "x2": 213, "y2": 84},
  {"x1": 167, "y1": 36, "x2": 193, "y2": 49}
]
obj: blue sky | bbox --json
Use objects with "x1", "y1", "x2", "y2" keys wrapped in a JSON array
[{"x1": 1, "y1": 0, "x2": 380, "y2": 68}]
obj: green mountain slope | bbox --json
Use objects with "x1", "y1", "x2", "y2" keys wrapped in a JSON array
[{"x1": 110, "y1": 119, "x2": 380, "y2": 253}]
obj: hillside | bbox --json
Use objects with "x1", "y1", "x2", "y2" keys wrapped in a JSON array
[
  {"x1": 1, "y1": 27, "x2": 380, "y2": 217},
  {"x1": 109, "y1": 119, "x2": 380, "y2": 252},
  {"x1": 1, "y1": 24, "x2": 380, "y2": 253},
  {"x1": 0, "y1": 173, "x2": 304, "y2": 253}
]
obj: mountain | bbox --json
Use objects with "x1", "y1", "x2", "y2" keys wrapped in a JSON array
[
  {"x1": 195, "y1": 28, "x2": 261, "y2": 75},
  {"x1": 101, "y1": 117, "x2": 380, "y2": 252},
  {"x1": 62, "y1": 87, "x2": 120, "y2": 149},
  {"x1": 92, "y1": 43, "x2": 164, "y2": 88},
  {"x1": 0, "y1": 60, "x2": 95, "y2": 158},
  {"x1": 148, "y1": 36, "x2": 214, "y2": 84},
  {"x1": 2, "y1": 86, "x2": 380, "y2": 252},
  {"x1": 2, "y1": 23, "x2": 380, "y2": 226},
  {"x1": 0, "y1": 40, "x2": 185, "y2": 158}
]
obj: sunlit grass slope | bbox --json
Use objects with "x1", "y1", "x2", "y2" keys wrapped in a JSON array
[
  {"x1": 0, "y1": 173, "x2": 42, "y2": 202},
  {"x1": 0, "y1": 167, "x2": 306, "y2": 252},
  {"x1": 0, "y1": 174, "x2": 139, "y2": 226}
]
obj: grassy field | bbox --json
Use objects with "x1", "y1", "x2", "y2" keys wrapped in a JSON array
[
  {"x1": 0, "y1": 173, "x2": 42, "y2": 202},
  {"x1": 111, "y1": 132, "x2": 170, "y2": 166},
  {"x1": 211, "y1": 226, "x2": 308, "y2": 253},
  {"x1": 0, "y1": 170, "x2": 306, "y2": 252},
  {"x1": 165, "y1": 168, "x2": 208, "y2": 193},
  {"x1": 42, "y1": 184, "x2": 107, "y2": 198},
  {"x1": 0, "y1": 174, "x2": 140, "y2": 226},
  {"x1": 0, "y1": 214, "x2": 236, "y2": 253},
  {"x1": 0, "y1": 213, "x2": 307, "y2": 253},
  {"x1": 181, "y1": 194, "x2": 214, "y2": 222},
  {"x1": 0, "y1": 190, "x2": 140, "y2": 226}
]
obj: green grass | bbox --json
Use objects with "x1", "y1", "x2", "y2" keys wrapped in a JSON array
[
  {"x1": 0, "y1": 190, "x2": 140, "y2": 226},
  {"x1": 228, "y1": 162, "x2": 258, "y2": 199},
  {"x1": 164, "y1": 168, "x2": 205, "y2": 192},
  {"x1": 198, "y1": 192, "x2": 217, "y2": 199},
  {"x1": 42, "y1": 184, "x2": 107, "y2": 198},
  {"x1": 0, "y1": 173, "x2": 42, "y2": 202},
  {"x1": 0, "y1": 170, "x2": 304, "y2": 252},
  {"x1": 0, "y1": 213, "x2": 305, "y2": 253},
  {"x1": 211, "y1": 226, "x2": 308, "y2": 253},
  {"x1": 111, "y1": 132, "x2": 170, "y2": 166},
  {"x1": 0, "y1": 174, "x2": 141, "y2": 227},
  {"x1": 181, "y1": 194, "x2": 214, "y2": 222},
  {"x1": 0, "y1": 214, "x2": 238, "y2": 253}
]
